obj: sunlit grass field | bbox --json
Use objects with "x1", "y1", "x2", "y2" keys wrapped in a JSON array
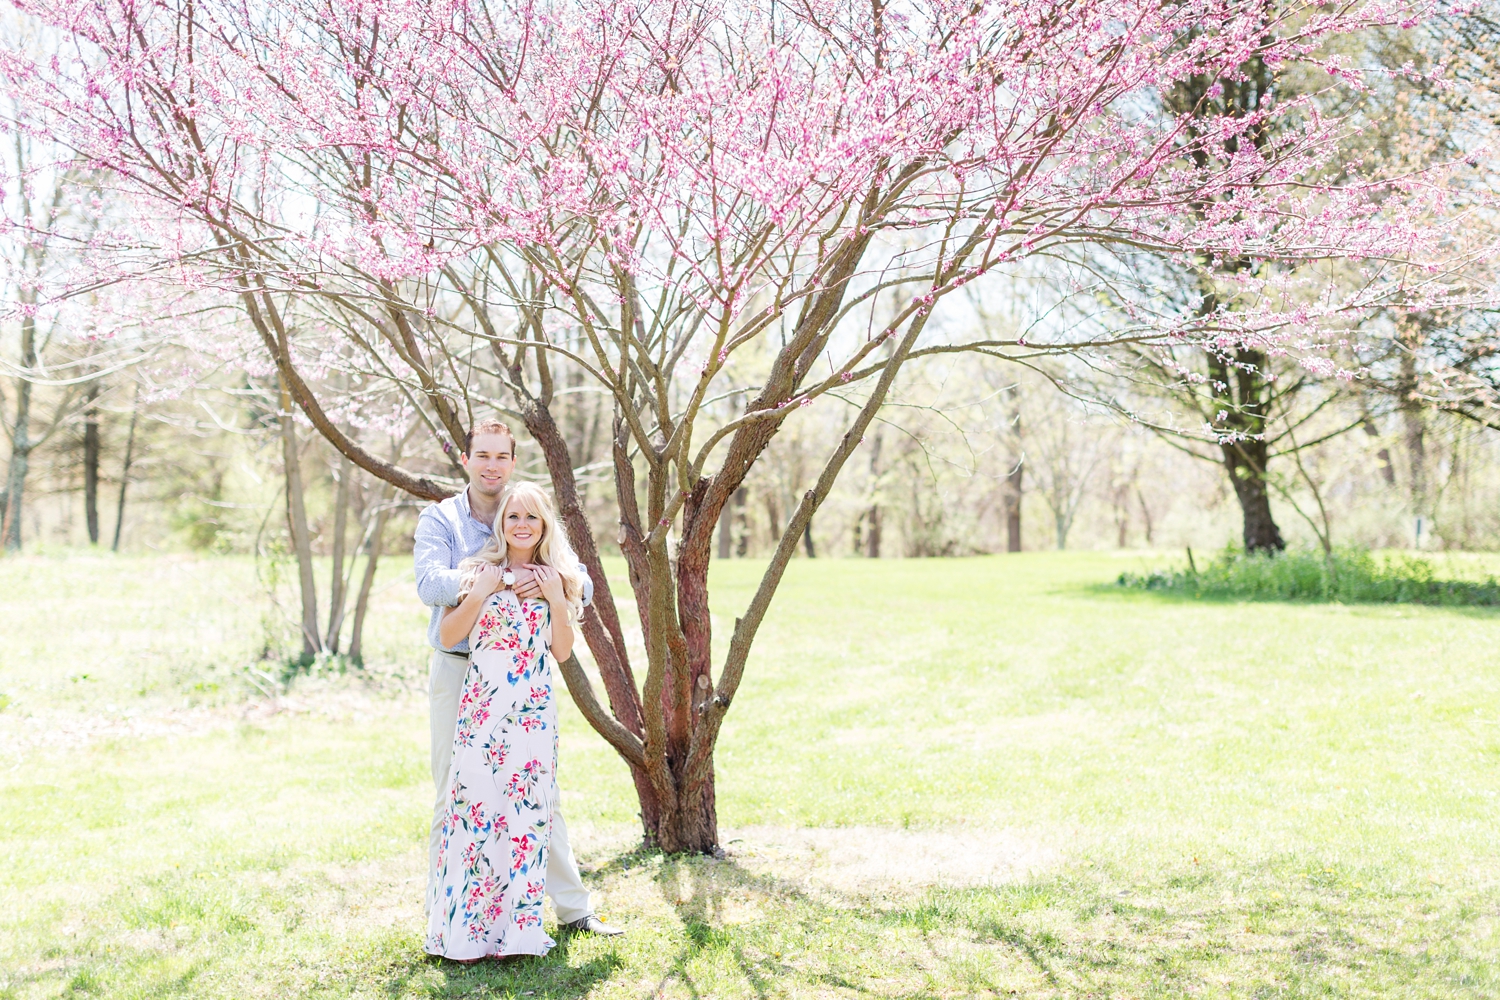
[{"x1": 3, "y1": 549, "x2": 1499, "y2": 998}]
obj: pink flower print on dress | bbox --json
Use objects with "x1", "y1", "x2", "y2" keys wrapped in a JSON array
[
  {"x1": 507, "y1": 649, "x2": 535, "y2": 684},
  {"x1": 510, "y1": 833, "x2": 535, "y2": 874}
]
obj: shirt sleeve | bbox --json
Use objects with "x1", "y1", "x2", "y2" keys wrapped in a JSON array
[
  {"x1": 577, "y1": 561, "x2": 594, "y2": 608},
  {"x1": 414, "y1": 507, "x2": 464, "y2": 608}
]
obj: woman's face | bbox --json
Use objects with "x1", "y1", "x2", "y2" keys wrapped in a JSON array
[{"x1": 501, "y1": 499, "x2": 544, "y2": 554}]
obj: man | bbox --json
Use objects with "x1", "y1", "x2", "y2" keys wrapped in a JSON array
[{"x1": 414, "y1": 417, "x2": 622, "y2": 937}]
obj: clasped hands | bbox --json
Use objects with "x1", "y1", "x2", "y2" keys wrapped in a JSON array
[{"x1": 470, "y1": 563, "x2": 565, "y2": 605}]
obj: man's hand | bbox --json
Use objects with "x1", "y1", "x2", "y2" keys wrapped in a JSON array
[{"x1": 510, "y1": 565, "x2": 544, "y2": 600}]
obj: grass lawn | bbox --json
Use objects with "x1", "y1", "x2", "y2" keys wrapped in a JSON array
[{"x1": 2, "y1": 550, "x2": 1499, "y2": 998}]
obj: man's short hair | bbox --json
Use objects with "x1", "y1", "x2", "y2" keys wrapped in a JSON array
[{"x1": 463, "y1": 418, "x2": 516, "y2": 457}]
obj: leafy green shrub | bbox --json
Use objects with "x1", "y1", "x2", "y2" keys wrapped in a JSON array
[{"x1": 1118, "y1": 547, "x2": 1500, "y2": 606}]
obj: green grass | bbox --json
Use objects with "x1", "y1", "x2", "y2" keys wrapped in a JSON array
[
  {"x1": 1118, "y1": 546, "x2": 1500, "y2": 606},
  {"x1": 3, "y1": 550, "x2": 1500, "y2": 997}
]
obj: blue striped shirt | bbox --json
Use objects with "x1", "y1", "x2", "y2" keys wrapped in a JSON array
[{"x1": 413, "y1": 486, "x2": 592, "y2": 654}]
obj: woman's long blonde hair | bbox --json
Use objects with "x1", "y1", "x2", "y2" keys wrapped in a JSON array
[{"x1": 458, "y1": 481, "x2": 583, "y2": 620}]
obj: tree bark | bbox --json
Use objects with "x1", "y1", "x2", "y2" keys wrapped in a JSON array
[
  {"x1": 280, "y1": 384, "x2": 322, "y2": 660},
  {"x1": 112, "y1": 388, "x2": 139, "y2": 552},
  {"x1": 83, "y1": 381, "x2": 100, "y2": 545}
]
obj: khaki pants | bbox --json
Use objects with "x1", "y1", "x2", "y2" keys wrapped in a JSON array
[{"x1": 427, "y1": 649, "x2": 593, "y2": 923}]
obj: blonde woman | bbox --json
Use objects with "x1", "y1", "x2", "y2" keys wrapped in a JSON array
[{"x1": 425, "y1": 481, "x2": 583, "y2": 961}]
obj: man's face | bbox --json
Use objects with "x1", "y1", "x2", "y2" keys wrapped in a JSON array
[{"x1": 461, "y1": 432, "x2": 515, "y2": 499}]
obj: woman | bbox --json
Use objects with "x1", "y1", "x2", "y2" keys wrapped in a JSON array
[{"x1": 425, "y1": 481, "x2": 583, "y2": 961}]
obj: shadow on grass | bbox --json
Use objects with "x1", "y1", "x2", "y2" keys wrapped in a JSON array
[
  {"x1": 28, "y1": 847, "x2": 1497, "y2": 998},
  {"x1": 585, "y1": 847, "x2": 1500, "y2": 1000}
]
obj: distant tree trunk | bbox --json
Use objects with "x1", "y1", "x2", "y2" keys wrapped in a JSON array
[
  {"x1": 802, "y1": 515, "x2": 816, "y2": 558},
  {"x1": 1401, "y1": 381, "x2": 1428, "y2": 516},
  {"x1": 1361, "y1": 417, "x2": 1396, "y2": 486},
  {"x1": 1004, "y1": 406, "x2": 1022, "y2": 553},
  {"x1": 1054, "y1": 510, "x2": 1070, "y2": 550},
  {"x1": 348, "y1": 489, "x2": 395, "y2": 664},
  {"x1": 325, "y1": 451, "x2": 353, "y2": 652},
  {"x1": 2, "y1": 310, "x2": 37, "y2": 552},
  {"x1": 1137, "y1": 487, "x2": 1154, "y2": 546},
  {"x1": 764, "y1": 493, "x2": 780, "y2": 548},
  {"x1": 112, "y1": 388, "x2": 139, "y2": 552},
  {"x1": 733, "y1": 487, "x2": 748, "y2": 557},
  {"x1": 280, "y1": 384, "x2": 321, "y2": 659},
  {"x1": 83, "y1": 382, "x2": 101, "y2": 544},
  {"x1": 864, "y1": 428, "x2": 884, "y2": 557},
  {"x1": 717, "y1": 490, "x2": 734, "y2": 558}
]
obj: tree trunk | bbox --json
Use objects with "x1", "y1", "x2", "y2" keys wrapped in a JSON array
[
  {"x1": 1209, "y1": 348, "x2": 1285, "y2": 554},
  {"x1": 280, "y1": 385, "x2": 322, "y2": 660},
  {"x1": 2, "y1": 312, "x2": 37, "y2": 553},
  {"x1": 864, "y1": 505, "x2": 882, "y2": 557},
  {"x1": 1223, "y1": 434, "x2": 1284, "y2": 552},
  {"x1": 112, "y1": 388, "x2": 139, "y2": 552},
  {"x1": 1004, "y1": 408, "x2": 1023, "y2": 553},
  {"x1": 347, "y1": 488, "x2": 395, "y2": 664},
  {"x1": 83, "y1": 381, "x2": 100, "y2": 545},
  {"x1": 802, "y1": 515, "x2": 816, "y2": 558},
  {"x1": 1004, "y1": 460, "x2": 1023, "y2": 553},
  {"x1": 325, "y1": 451, "x2": 353, "y2": 652}
]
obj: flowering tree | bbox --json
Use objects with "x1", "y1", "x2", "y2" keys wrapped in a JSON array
[{"x1": 2, "y1": 0, "x2": 1467, "y2": 850}]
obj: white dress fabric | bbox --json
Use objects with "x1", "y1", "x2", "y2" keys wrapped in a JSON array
[{"x1": 425, "y1": 590, "x2": 559, "y2": 959}]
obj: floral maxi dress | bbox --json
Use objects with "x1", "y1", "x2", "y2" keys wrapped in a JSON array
[{"x1": 425, "y1": 590, "x2": 559, "y2": 959}]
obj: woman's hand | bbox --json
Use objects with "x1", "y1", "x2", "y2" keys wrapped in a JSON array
[
  {"x1": 473, "y1": 564, "x2": 506, "y2": 599},
  {"x1": 532, "y1": 564, "x2": 566, "y2": 606}
]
